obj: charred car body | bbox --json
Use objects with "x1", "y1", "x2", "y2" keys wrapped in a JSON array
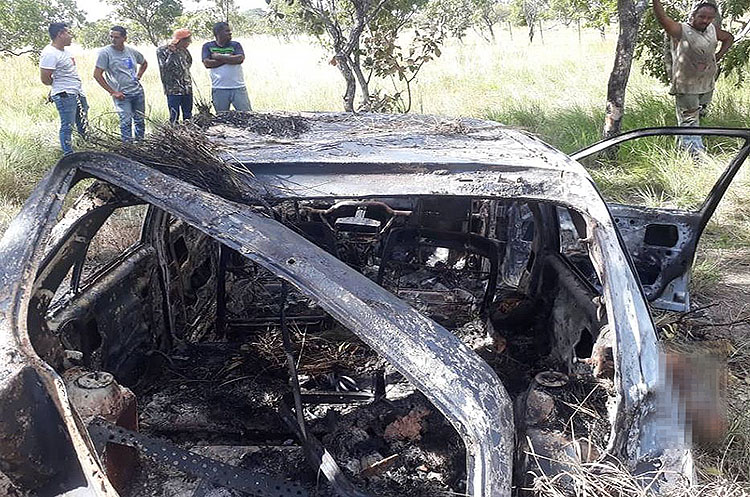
[{"x1": 0, "y1": 114, "x2": 747, "y2": 496}]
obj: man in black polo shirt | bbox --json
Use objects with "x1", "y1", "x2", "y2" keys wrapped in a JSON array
[{"x1": 202, "y1": 22, "x2": 251, "y2": 112}]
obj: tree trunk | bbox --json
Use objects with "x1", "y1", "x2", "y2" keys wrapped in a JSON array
[
  {"x1": 603, "y1": 0, "x2": 648, "y2": 139},
  {"x1": 335, "y1": 54, "x2": 357, "y2": 112},
  {"x1": 147, "y1": 29, "x2": 159, "y2": 47},
  {"x1": 350, "y1": 49, "x2": 371, "y2": 111},
  {"x1": 538, "y1": 20, "x2": 543, "y2": 44},
  {"x1": 524, "y1": 0, "x2": 535, "y2": 43}
]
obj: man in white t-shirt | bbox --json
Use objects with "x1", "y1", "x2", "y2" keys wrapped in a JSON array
[{"x1": 40, "y1": 22, "x2": 88, "y2": 155}]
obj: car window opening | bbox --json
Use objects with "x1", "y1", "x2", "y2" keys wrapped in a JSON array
[{"x1": 26, "y1": 182, "x2": 616, "y2": 496}]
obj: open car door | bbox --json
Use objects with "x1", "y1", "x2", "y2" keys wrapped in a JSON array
[{"x1": 572, "y1": 127, "x2": 750, "y2": 311}]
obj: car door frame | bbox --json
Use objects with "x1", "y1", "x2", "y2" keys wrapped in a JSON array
[{"x1": 572, "y1": 127, "x2": 750, "y2": 311}]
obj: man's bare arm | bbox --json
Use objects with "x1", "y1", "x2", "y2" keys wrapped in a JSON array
[
  {"x1": 716, "y1": 28, "x2": 734, "y2": 61},
  {"x1": 653, "y1": 0, "x2": 682, "y2": 39},
  {"x1": 203, "y1": 58, "x2": 224, "y2": 68},
  {"x1": 93, "y1": 66, "x2": 125, "y2": 100},
  {"x1": 212, "y1": 53, "x2": 244, "y2": 65},
  {"x1": 40, "y1": 68, "x2": 53, "y2": 86},
  {"x1": 136, "y1": 60, "x2": 148, "y2": 80}
]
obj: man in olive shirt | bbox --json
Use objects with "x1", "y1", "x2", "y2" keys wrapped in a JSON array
[
  {"x1": 653, "y1": 0, "x2": 734, "y2": 152},
  {"x1": 202, "y1": 22, "x2": 251, "y2": 112},
  {"x1": 94, "y1": 26, "x2": 149, "y2": 141},
  {"x1": 157, "y1": 28, "x2": 193, "y2": 123}
]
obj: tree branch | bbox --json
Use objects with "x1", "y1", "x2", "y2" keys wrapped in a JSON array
[{"x1": 0, "y1": 47, "x2": 37, "y2": 57}]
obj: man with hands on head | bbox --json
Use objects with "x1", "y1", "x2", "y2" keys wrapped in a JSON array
[
  {"x1": 652, "y1": 0, "x2": 734, "y2": 153},
  {"x1": 202, "y1": 22, "x2": 251, "y2": 113},
  {"x1": 157, "y1": 28, "x2": 194, "y2": 123},
  {"x1": 94, "y1": 26, "x2": 148, "y2": 141}
]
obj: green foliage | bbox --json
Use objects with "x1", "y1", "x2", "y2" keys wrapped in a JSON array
[
  {"x1": 77, "y1": 18, "x2": 152, "y2": 48},
  {"x1": 636, "y1": 9, "x2": 671, "y2": 84},
  {"x1": 361, "y1": 0, "x2": 449, "y2": 111},
  {"x1": 276, "y1": 0, "x2": 461, "y2": 111},
  {"x1": 172, "y1": 9, "x2": 217, "y2": 39},
  {"x1": 472, "y1": 0, "x2": 510, "y2": 40},
  {"x1": 419, "y1": 0, "x2": 472, "y2": 40},
  {"x1": 171, "y1": 5, "x2": 293, "y2": 40},
  {"x1": 580, "y1": 0, "x2": 616, "y2": 31},
  {"x1": 0, "y1": 0, "x2": 84, "y2": 56},
  {"x1": 546, "y1": 0, "x2": 615, "y2": 29},
  {"x1": 722, "y1": 0, "x2": 750, "y2": 19},
  {"x1": 636, "y1": 0, "x2": 750, "y2": 87},
  {"x1": 509, "y1": 0, "x2": 546, "y2": 28},
  {"x1": 231, "y1": 9, "x2": 274, "y2": 36},
  {"x1": 363, "y1": 25, "x2": 444, "y2": 111},
  {"x1": 215, "y1": 0, "x2": 236, "y2": 23},
  {"x1": 107, "y1": 0, "x2": 184, "y2": 46},
  {"x1": 262, "y1": 4, "x2": 309, "y2": 37},
  {"x1": 547, "y1": 0, "x2": 585, "y2": 25},
  {"x1": 77, "y1": 19, "x2": 114, "y2": 49},
  {"x1": 723, "y1": 38, "x2": 750, "y2": 85}
]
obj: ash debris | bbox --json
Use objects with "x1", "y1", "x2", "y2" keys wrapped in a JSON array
[{"x1": 202, "y1": 111, "x2": 310, "y2": 138}]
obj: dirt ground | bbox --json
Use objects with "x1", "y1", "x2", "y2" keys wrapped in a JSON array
[{"x1": 664, "y1": 248, "x2": 750, "y2": 484}]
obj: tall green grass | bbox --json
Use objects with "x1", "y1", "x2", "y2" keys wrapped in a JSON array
[{"x1": 2, "y1": 26, "x2": 750, "y2": 245}]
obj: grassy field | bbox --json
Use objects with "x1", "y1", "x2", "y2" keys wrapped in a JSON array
[
  {"x1": 3, "y1": 25, "x2": 750, "y2": 493},
  {"x1": 4, "y1": 28, "x2": 750, "y2": 236}
]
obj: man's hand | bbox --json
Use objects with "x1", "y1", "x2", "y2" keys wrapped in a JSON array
[
  {"x1": 136, "y1": 60, "x2": 148, "y2": 81},
  {"x1": 94, "y1": 66, "x2": 122, "y2": 98},
  {"x1": 203, "y1": 58, "x2": 224, "y2": 68},
  {"x1": 211, "y1": 52, "x2": 245, "y2": 65},
  {"x1": 653, "y1": 0, "x2": 682, "y2": 39},
  {"x1": 716, "y1": 28, "x2": 734, "y2": 61}
]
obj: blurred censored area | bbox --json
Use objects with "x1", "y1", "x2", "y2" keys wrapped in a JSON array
[{"x1": 663, "y1": 347, "x2": 728, "y2": 445}]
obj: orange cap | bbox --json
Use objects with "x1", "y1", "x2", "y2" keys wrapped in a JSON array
[{"x1": 171, "y1": 28, "x2": 191, "y2": 44}]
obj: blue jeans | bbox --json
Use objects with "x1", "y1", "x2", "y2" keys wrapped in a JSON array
[
  {"x1": 212, "y1": 87, "x2": 251, "y2": 112},
  {"x1": 166, "y1": 94, "x2": 193, "y2": 123},
  {"x1": 52, "y1": 93, "x2": 88, "y2": 155},
  {"x1": 113, "y1": 91, "x2": 146, "y2": 141}
]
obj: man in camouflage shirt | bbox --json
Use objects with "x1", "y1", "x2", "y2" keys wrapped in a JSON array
[{"x1": 157, "y1": 28, "x2": 193, "y2": 123}]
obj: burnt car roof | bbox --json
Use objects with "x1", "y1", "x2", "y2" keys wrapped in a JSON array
[
  {"x1": 203, "y1": 112, "x2": 600, "y2": 205},
  {"x1": 208, "y1": 113, "x2": 569, "y2": 167}
]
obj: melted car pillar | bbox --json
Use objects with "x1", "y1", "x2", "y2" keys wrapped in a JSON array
[
  {"x1": 72, "y1": 152, "x2": 517, "y2": 497},
  {"x1": 0, "y1": 165, "x2": 119, "y2": 495},
  {"x1": 587, "y1": 216, "x2": 692, "y2": 479}
]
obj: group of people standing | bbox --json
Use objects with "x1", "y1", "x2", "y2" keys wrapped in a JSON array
[
  {"x1": 40, "y1": 1, "x2": 736, "y2": 156},
  {"x1": 40, "y1": 21, "x2": 251, "y2": 154}
]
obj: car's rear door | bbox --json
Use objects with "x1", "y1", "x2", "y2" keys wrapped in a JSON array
[{"x1": 571, "y1": 127, "x2": 750, "y2": 311}]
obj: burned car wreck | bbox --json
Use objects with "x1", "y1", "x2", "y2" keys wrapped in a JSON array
[{"x1": 1, "y1": 114, "x2": 747, "y2": 496}]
